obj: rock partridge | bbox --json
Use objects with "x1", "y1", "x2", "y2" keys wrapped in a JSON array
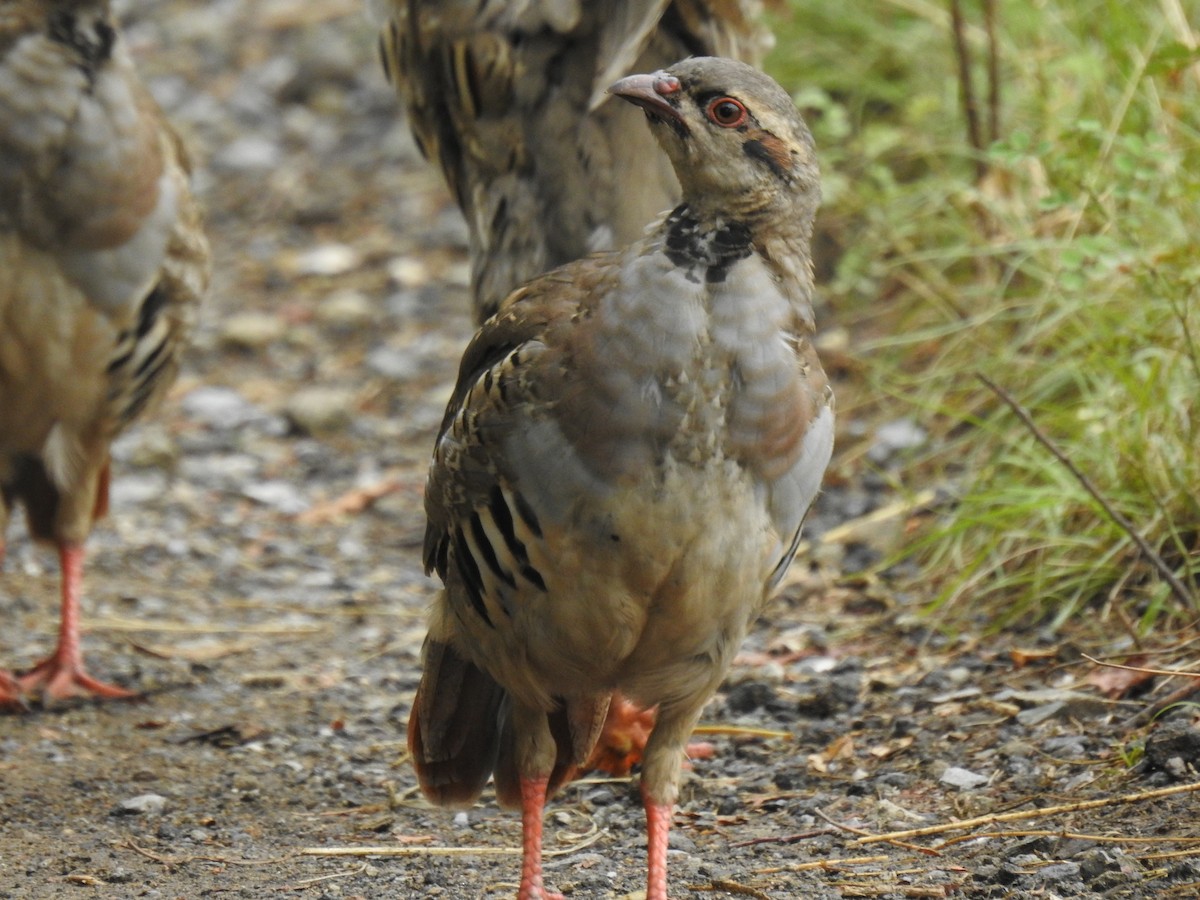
[
  {"x1": 408, "y1": 56, "x2": 834, "y2": 900},
  {"x1": 379, "y1": 0, "x2": 771, "y2": 321},
  {"x1": 0, "y1": 0, "x2": 210, "y2": 707}
]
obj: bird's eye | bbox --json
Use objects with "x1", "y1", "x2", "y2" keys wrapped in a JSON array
[{"x1": 705, "y1": 97, "x2": 747, "y2": 128}]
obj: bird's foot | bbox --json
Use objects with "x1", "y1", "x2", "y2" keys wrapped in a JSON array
[
  {"x1": 0, "y1": 670, "x2": 30, "y2": 712},
  {"x1": 16, "y1": 654, "x2": 136, "y2": 703},
  {"x1": 517, "y1": 885, "x2": 563, "y2": 900}
]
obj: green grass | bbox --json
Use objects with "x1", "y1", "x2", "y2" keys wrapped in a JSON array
[{"x1": 766, "y1": 1, "x2": 1200, "y2": 633}]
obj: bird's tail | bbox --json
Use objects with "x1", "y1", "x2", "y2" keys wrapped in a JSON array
[{"x1": 408, "y1": 638, "x2": 506, "y2": 807}]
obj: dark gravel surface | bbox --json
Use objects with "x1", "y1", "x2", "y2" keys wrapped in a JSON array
[{"x1": 2, "y1": 3, "x2": 1199, "y2": 898}]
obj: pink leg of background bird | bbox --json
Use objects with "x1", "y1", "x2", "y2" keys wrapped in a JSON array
[
  {"x1": 644, "y1": 791, "x2": 673, "y2": 900},
  {"x1": 518, "y1": 776, "x2": 564, "y2": 900},
  {"x1": 16, "y1": 542, "x2": 135, "y2": 702}
]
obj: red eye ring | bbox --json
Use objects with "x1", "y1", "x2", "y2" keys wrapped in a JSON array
[{"x1": 705, "y1": 97, "x2": 747, "y2": 128}]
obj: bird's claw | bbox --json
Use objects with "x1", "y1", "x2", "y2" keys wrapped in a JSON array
[
  {"x1": 0, "y1": 671, "x2": 30, "y2": 712},
  {"x1": 16, "y1": 657, "x2": 136, "y2": 704}
]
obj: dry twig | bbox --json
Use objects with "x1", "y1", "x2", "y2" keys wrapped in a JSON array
[
  {"x1": 91, "y1": 616, "x2": 326, "y2": 636},
  {"x1": 731, "y1": 829, "x2": 834, "y2": 848},
  {"x1": 692, "y1": 724, "x2": 793, "y2": 740},
  {"x1": 1084, "y1": 651, "x2": 1200, "y2": 724},
  {"x1": 1083, "y1": 653, "x2": 1200, "y2": 680},
  {"x1": 297, "y1": 474, "x2": 404, "y2": 524},
  {"x1": 120, "y1": 840, "x2": 298, "y2": 869},
  {"x1": 853, "y1": 781, "x2": 1200, "y2": 845},
  {"x1": 300, "y1": 826, "x2": 608, "y2": 860},
  {"x1": 933, "y1": 828, "x2": 1200, "y2": 851},
  {"x1": 816, "y1": 808, "x2": 936, "y2": 855},
  {"x1": 756, "y1": 855, "x2": 892, "y2": 874},
  {"x1": 272, "y1": 865, "x2": 368, "y2": 892},
  {"x1": 948, "y1": 0, "x2": 982, "y2": 176},
  {"x1": 983, "y1": 0, "x2": 1000, "y2": 143},
  {"x1": 689, "y1": 878, "x2": 773, "y2": 899},
  {"x1": 1124, "y1": 678, "x2": 1200, "y2": 728}
]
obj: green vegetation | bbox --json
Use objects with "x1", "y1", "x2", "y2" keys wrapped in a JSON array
[{"x1": 766, "y1": 1, "x2": 1200, "y2": 633}]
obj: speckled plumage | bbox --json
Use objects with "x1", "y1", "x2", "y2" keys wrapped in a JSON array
[
  {"x1": 408, "y1": 57, "x2": 833, "y2": 900},
  {"x1": 378, "y1": 0, "x2": 771, "y2": 321},
  {"x1": 0, "y1": 0, "x2": 209, "y2": 706}
]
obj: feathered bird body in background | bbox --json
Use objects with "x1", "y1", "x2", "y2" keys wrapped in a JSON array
[
  {"x1": 0, "y1": 0, "x2": 209, "y2": 706},
  {"x1": 380, "y1": 0, "x2": 771, "y2": 319}
]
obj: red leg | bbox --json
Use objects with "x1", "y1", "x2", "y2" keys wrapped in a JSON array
[
  {"x1": 16, "y1": 542, "x2": 135, "y2": 702},
  {"x1": 517, "y1": 775, "x2": 563, "y2": 900},
  {"x1": 643, "y1": 788, "x2": 673, "y2": 900}
]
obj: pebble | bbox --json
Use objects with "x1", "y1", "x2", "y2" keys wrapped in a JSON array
[
  {"x1": 726, "y1": 681, "x2": 776, "y2": 713},
  {"x1": 1144, "y1": 720, "x2": 1200, "y2": 777},
  {"x1": 317, "y1": 289, "x2": 376, "y2": 328},
  {"x1": 289, "y1": 242, "x2": 363, "y2": 277},
  {"x1": 1038, "y1": 861, "x2": 1082, "y2": 882},
  {"x1": 285, "y1": 386, "x2": 357, "y2": 434},
  {"x1": 108, "y1": 470, "x2": 169, "y2": 509},
  {"x1": 1015, "y1": 702, "x2": 1067, "y2": 726},
  {"x1": 1076, "y1": 848, "x2": 1128, "y2": 882},
  {"x1": 867, "y1": 417, "x2": 928, "y2": 463},
  {"x1": 213, "y1": 134, "x2": 282, "y2": 171},
  {"x1": 387, "y1": 256, "x2": 432, "y2": 287},
  {"x1": 242, "y1": 480, "x2": 310, "y2": 514},
  {"x1": 112, "y1": 424, "x2": 179, "y2": 469},
  {"x1": 930, "y1": 687, "x2": 983, "y2": 704},
  {"x1": 998, "y1": 688, "x2": 1114, "y2": 719},
  {"x1": 366, "y1": 345, "x2": 423, "y2": 381},
  {"x1": 180, "y1": 452, "x2": 261, "y2": 488},
  {"x1": 1040, "y1": 735, "x2": 1089, "y2": 756},
  {"x1": 939, "y1": 766, "x2": 989, "y2": 790},
  {"x1": 115, "y1": 793, "x2": 168, "y2": 816},
  {"x1": 220, "y1": 311, "x2": 287, "y2": 349},
  {"x1": 181, "y1": 386, "x2": 268, "y2": 430}
]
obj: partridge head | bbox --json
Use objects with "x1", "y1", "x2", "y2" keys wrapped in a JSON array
[{"x1": 408, "y1": 57, "x2": 832, "y2": 900}]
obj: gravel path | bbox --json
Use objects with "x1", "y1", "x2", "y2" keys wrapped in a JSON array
[{"x1": 2, "y1": 3, "x2": 1199, "y2": 898}]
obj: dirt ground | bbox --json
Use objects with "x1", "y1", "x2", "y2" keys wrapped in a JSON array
[{"x1": 2, "y1": 3, "x2": 1200, "y2": 898}]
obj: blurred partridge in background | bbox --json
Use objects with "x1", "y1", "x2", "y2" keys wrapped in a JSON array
[
  {"x1": 0, "y1": 0, "x2": 210, "y2": 707},
  {"x1": 379, "y1": 0, "x2": 771, "y2": 320}
]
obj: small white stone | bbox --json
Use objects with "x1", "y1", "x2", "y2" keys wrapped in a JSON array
[
  {"x1": 939, "y1": 766, "x2": 989, "y2": 790},
  {"x1": 317, "y1": 290, "x2": 375, "y2": 327},
  {"x1": 387, "y1": 256, "x2": 430, "y2": 288},
  {"x1": 118, "y1": 793, "x2": 168, "y2": 815},
  {"x1": 285, "y1": 387, "x2": 356, "y2": 434},
  {"x1": 293, "y1": 243, "x2": 362, "y2": 276},
  {"x1": 220, "y1": 312, "x2": 286, "y2": 349}
]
